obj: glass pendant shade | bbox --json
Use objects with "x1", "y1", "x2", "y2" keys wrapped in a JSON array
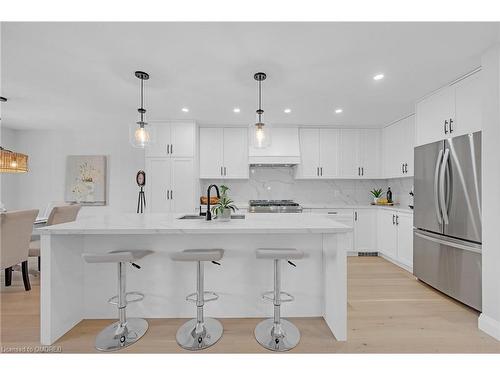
[
  {"x1": 129, "y1": 122, "x2": 155, "y2": 148},
  {"x1": 0, "y1": 147, "x2": 28, "y2": 173},
  {"x1": 250, "y1": 122, "x2": 271, "y2": 149}
]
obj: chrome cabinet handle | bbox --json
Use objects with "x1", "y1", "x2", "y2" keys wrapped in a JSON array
[
  {"x1": 444, "y1": 120, "x2": 448, "y2": 134},
  {"x1": 449, "y1": 118, "x2": 454, "y2": 133}
]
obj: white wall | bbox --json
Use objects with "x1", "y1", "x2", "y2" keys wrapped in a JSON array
[
  {"x1": 1, "y1": 127, "x2": 145, "y2": 217},
  {"x1": 478, "y1": 44, "x2": 500, "y2": 340}
]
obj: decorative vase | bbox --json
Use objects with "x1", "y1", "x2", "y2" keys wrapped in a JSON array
[
  {"x1": 373, "y1": 197, "x2": 379, "y2": 204},
  {"x1": 85, "y1": 181, "x2": 95, "y2": 202},
  {"x1": 219, "y1": 208, "x2": 232, "y2": 222}
]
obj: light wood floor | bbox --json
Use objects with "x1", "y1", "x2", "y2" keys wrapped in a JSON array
[{"x1": 2, "y1": 256, "x2": 500, "y2": 353}]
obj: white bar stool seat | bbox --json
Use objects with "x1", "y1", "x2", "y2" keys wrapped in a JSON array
[
  {"x1": 255, "y1": 247, "x2": 304, "y2": 352},
  {"x1": 170, "y1": 248, "x2": 224, "y2": 351},
  {"x1": 82, "y1": 249, "x2": 153, "y2": 351}
]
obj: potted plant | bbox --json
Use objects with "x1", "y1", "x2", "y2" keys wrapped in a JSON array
[
  {"x1": 370, "y1": 188, "x2": 383, "y2": 204},
  {"x1": 211, "y1": 185, "x2": 238, "y2": 222}
]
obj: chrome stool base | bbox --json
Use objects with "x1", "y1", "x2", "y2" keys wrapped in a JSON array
[
  {"x1": 254, "y1": 318, "x2": 300, "y2": 352},
  {"x1": 176, "y1": 317, "x2": 223, "y2": 351},
  {"x1": 95, "y1": 318, "x2": 149, "y2": 352}
]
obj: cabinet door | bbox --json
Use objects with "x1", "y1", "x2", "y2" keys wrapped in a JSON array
[
  {"x1": 382, "y1": 124, "x2": 398, "y2": 178},
  {"x1": 354, "y1": 209, "x2": 377, "y2": 251},
  {"x1": 359, "y1": 129, "x2": 381, "y2": 178},
  {"x1": 454, "y1": 72, "x2": 482, "y2": 137},
  {"x1": 171, "y1": 122, "x2": 195, "y2": 158},
  {"x1": 415, "y1": 87, "x2": 454, "y2": 146},
  {"x1": 396, "y1": 213, "x2": 413, "y2": 268},
  {"x1": 377, "y1": 210, "x2": 397, "y2": 259},
  {"x1": 297, "y1": 128, "x2": 320, "y2": 178},
  {"x1": 319, "y1": 129, "x2": 339, "y2": 178},
  {"x1": 145, "y1": 124, "x2": 171, "y2": 158},
  {"x1": 223, "y1": 128, "x2": 249, "y2": 179},
  {"x1": 145, "y1": 158, "x2": 171, "y2": 213},
  {"x1": 171, "y1": 158, "x2": 196, "y2": 213},
  {"x1": 339, "y1": 129, "x2": 360, "y2": 178},
  {"x1": 199, "y1": 128, "x2": 224, "y2": 178},
  {"x1": 402, "y1": 115, "x2": 415, "y2": 177}
]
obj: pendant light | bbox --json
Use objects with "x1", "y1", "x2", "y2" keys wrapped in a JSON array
[
  {"x1": 129, "y1": 71, "x2": 155, "y2": 148},
  {"x1": 250, "y1": 72, "x2": 271, "y2": 148},
  {"x1": 0, "y1": 97, "x2": 29, "y2": 173}
]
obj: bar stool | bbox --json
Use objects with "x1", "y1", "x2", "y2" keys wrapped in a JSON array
[
  {"x1": 82, "y1": 249, "x2": 153, "y2": 351},
  {"x1": 170, "y1": 249, "x2": 224, "y2": 350},
  {"x1": 254, "y1": 248, "x2": 304, "y2": 352}
]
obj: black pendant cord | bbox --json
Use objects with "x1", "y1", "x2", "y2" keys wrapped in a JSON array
[
  {"x1": 139, "y1": 77, "x2": 145, "y2": 124},
  {"x1": 258, "y1": 79, "x2": 262, "y2": 123}
]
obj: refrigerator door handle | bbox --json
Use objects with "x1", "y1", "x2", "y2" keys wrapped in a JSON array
[
  {"x1": 434, "y1": 149, "x2": 444, "y2": 224},
  {"x1": 414, "y1": 230, "x2": 481, "y2": 254},
  {"x1": 439, "y1": 148, "x2": 450, "y2": 225}
]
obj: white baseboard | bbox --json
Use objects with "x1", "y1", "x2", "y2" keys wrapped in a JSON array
[
  {"x1": 479, "y1": 313, "x2": 500, "y2": 341},
  {"x1": 378, "y1": 252, "x2": 413, "y2": 273}
]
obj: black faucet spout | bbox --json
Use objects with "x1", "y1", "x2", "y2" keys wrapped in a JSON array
[{"x1": 206, "y1": 184, "x2": 220, "y2": 221}]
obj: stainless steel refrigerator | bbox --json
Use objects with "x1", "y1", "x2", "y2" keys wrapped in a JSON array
[{"x1": 413, "y1": 131, "x2": 482, "y2": 310}]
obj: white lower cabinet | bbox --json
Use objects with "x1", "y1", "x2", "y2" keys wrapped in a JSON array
[
  {"x1": 377, "y1": 209, "x2": 413, "y2": 269},
  {"x1": 353, "y1": 208, "x2": 377, "y2": 251},
  {"x1": 146, "y1": 157, "x2": 196, "y2": 213}
]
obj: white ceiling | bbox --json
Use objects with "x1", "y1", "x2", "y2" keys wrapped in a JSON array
[{"x1": 1, "y1": 22, "x2": 499, "y2": 130}]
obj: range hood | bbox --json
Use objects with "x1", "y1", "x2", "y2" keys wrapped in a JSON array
[{"x1": 248, "y1": 127, "x2": 301, "y2": 166}]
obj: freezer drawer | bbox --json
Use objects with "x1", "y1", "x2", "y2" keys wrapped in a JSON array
[{"x1": 413, "y1": 230, "x2": 481, "y2": 311}]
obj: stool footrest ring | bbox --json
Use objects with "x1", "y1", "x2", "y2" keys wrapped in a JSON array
[
  {"x1": 186, "y1": 291, "x2": 219, "y2": 303},
  {"x1": 107, "y1": 291, "x2": 145, "y2": 305},
  {"x1": 262, "y1": 291, "x2": 294, "y2": 303}
]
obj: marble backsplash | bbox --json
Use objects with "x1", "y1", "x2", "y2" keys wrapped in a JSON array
[{"x1": 201, "y1": 166, "x2": 414, "y2": 208}]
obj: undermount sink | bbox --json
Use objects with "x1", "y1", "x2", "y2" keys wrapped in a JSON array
[{"x1": 178, "y1": 214, "x2": 246, "y2": 220}]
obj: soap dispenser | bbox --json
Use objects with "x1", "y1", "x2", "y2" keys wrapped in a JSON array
[{"x1": 386, "y1": 187, "x2": 393, "y2": 203}]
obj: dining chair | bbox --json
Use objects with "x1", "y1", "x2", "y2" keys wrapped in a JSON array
[
  {"x1": 29, "y1": 204, "x2": 82, "y2": 271},
  {"x1": 1, "y1": 209, "x2": 39, "y2": 291}
]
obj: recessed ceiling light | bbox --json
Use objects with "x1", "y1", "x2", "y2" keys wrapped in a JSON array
[
  {"x1": 233, "y1": 108, "x2": 240, "y2": 113},
  {"x1": 335, "y1": 108, "x2": 343, "y2": 114},
  {"x1": 373, "y1": 73, "x2": 384, "y2": 81},
  {"x1": 181, "y1": 107, "x2": 189, "y2": 113},
  {"x1": 284, "y1": 108, "x2": 291, "y2": 114}
]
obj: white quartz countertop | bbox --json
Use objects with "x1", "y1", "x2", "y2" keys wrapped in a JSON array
[
  {"x1": 37, "y1": 212, "x2": 352, "y2": 235},
  {"x1": 301, "y1": 203, "x2": 414, "y2": 214}
]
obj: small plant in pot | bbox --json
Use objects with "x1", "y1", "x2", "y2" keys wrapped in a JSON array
[
  {"x1": 211, "y1": 185, "x2": 238, "y2": 222},
  {"x1": 370, "y1": 188, "x2": 383, "y2": 204}
]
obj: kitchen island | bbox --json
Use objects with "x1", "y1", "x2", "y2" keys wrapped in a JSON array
[{"x1": 37, "y1": 213, "x2": 351, "y2": 345}]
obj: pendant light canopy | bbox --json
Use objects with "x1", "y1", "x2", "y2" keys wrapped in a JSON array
[
  {"x1": 250, "y1": 72, "x2": 271, "y2": 149},
  {"x1": 130, "y1": 71, "x2": 155, "y2": 148},
  {"x1": 0, "y1": 147, "x2": 28, "y2": 173}
]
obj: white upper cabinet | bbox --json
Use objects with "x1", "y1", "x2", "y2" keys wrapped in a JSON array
[
  {"x1": 296, "y1": 128, "x2": 339, "y2": 179},
  {"x1": 145, "y1": 121, "x2": 196, "y2": 158},
  {"x1": 223, "y1": 128, "x2": 249, "y2": 179},
  {"x1": 454, "y1": 72, "x2": 482, "y2": 137},
  {"x1": 339, "y1": 129, "x2": 360, "y2": 178},
  {"x1": 199, "y1": 127, "x2": 248, "y2": 179},
  {"x1": 415, "y1": 71, "x2": 482, "y2": 146},
  {"x1": 296, "y1": 128, "x2": 320, "y2": 178},
  {"x1": 199, "y1": 128, "x2": 224, "y2": 178},
  {"x1": 339, "y1": 129, "x2": 381, "y2": 178},
  {"x1": 359, "y1": 129, "x2": 381, "y2": 178},
  {"x1": 382, "y1": 115, "x2": 415, "y2": 178}
]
